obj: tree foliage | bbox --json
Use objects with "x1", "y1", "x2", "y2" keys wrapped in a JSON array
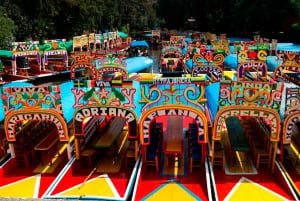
[
  {"x1": 0, "y1": 0, "x2": 299, "y2": 45},
  {"x1": 0, "y1": 6, "x2": 16, "y2": 49}
]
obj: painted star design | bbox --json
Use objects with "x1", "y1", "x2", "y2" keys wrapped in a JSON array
[{"x1": 98, "y1": 88, "x2": 109, "y2": 99}]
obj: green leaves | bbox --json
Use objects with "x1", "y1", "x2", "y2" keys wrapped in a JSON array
[
  {"x1": 112, "y1": 88, "x2": 125, "y2": 101},
  {"x1": 1, "y1": 0, "x2": 300, "y2": 44},
  {"x1": 83, "y1": 87, "x2": 95, "y2": 101},
  {"x1": 0, "y1": 6, "x2": 16, "y2": 49},
  {"x1": 82, "y1": 87, "x2": 125, "y2": 103}
]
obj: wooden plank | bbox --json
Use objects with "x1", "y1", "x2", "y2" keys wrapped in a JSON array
[
  {"x1": 164, "y1": 116, "x2": 184, "y2": 154},
  {"x1": 34, "y1": 130, "x2": 58, "y2": 151},
  {"x1": 94, "y1": 118, "x2": 126, "y2": 148}
]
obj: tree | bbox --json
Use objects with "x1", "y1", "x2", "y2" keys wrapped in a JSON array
[
  {"x1": 0, "y1": 6, "x2": 16, "y2": 49},
  {"x1": 0, "y1": 0, "x2": 300, "y2": 43}
]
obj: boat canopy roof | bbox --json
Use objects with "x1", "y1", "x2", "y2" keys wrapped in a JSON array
[
  {"x1": 161, "y1": 46, "x2": 183, "y2": 56},
  {"x1": 118, "y1": 31, "x2": 128, "y2": 38},
  {"x1": 0, "y1": 50, "x2": 12, "y2": 58},
  {"x1": 130, "y1": 40, "x2": 149, "y2": 48}
]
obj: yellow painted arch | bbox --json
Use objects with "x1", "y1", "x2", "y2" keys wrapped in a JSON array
[
  {"x1": 4, "y1": 109, "x2": 69, "y2": 142},
  {"x1": 73, "y1": 106, "x2": 138, "y2": 138},
  {"x1": 213, "y1": 105, "x2": 281, "y2": 142}
]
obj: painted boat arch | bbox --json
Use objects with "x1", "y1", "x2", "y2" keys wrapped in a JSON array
[
  {"x1": 42, "y1": 39, "x2": 68, "y2": 71},
  {"x1": 98, "y1": 66, "x2": 128, "y2": 80},
  {"x1": 2, "y1": 84, "x2": 68, "y2": 143},
  {"x1": 192, "y1": 52, "x2": 226, "y2": 67},
  {"x1": 70, "y1": 62, "x2": 98, "y2": 80},
  {"x1": 283, "y1": 111, "x2": 300, "y2": 144},
  {"x1": 237, "y1": 61, "x2": 268, "y2": 81},
  {"x1": 73, "y1": 105, "x2": 138, "y2": 160},
  {"x1": 96, "y1": 55, "x2": 129, "y2": 80},
  {"x1": 4, "y1": 109, "x2": 69, "y2": 142},
  {"x1": 213, "y1": 106, "x2": 281, "y2": 142},
  {"x1": 235, "y1": 43, "x2": 269, "y2": 63},
  {"x1": 212, "y1": 105, "x2": 281, "y2": 173},
  {"x1": 139, "y1": 105, "x2": 208, "y2": 145},
  {"x1": 191, "y1": 64, "x2": 223, "y2": 81},
  {"x1": 274, "y1": 64, "x2": 300, "y2": 83},
  {"x1": 160, "y1": 46, "x2": 184, "y2": 60},
  {"x1": 73, "y1": 105, "x2": 138, "y2": 138}
]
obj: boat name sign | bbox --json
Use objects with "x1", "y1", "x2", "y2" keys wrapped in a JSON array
[
  {"x1": 153, "y1": 77, "x2": 192, "y2": 85},
  {"x1": 143, "y1": 109, "x2": 204, "y2": 140},
  {"x1": 44, "y1": 50, "x2": 67, "y2": 56},
  {"x1": 75, "y1": 107, "x2": 135, "y2": 123},
  {"x1": 74, "y1": 106, "x2": 136, "y2": 135},
  {"x1": 7, "y1": 113, "x2": 65, "y2": 140},
  {"x1": 13, "y1": 51, "x2": 38, "y2": 57}
]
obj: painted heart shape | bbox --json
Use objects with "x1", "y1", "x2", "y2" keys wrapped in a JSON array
[
  {"x1": 205, "y1": 54, "x2": 213, "y2": 62},
  {"x1": 248, "y1": 51, "x2": 257, "y2": 59},
  {"x1": 52, "y1": 43, "x2": 58, "y2": 49}
]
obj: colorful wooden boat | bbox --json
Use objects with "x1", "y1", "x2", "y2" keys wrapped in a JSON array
[
  {"x1": 129, "y1": 40, "x2": 150, "y2": 57},
  {"x1": 160, "y1": 36, "x2": 187, "y2": 77},
  {"x1": 0, "y1": 33, "x2": 300, "y2": 201}
]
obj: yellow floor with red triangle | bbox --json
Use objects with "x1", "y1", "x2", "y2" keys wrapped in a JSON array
[{"x1": 0, "y1": 156, "x2": 296, "y2": 201}]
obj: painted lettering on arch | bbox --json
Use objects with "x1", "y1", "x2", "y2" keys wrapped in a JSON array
[
  {"x1": 215, "y1": 108, "x2": 279, "y2": 141},
  {"x1": 73, "y1": 106, "x2": 137, "y2": 136},
  {"x1": 142, "y1": 109, "x2": 205, "y2": 143},
  {"x1": 5, "y1": 112, "x2": 67, "y2": 141}
]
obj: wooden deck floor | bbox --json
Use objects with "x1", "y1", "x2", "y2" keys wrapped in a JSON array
[{"x1": 221, "y1": 130, "x2": 257, "y2": 175}]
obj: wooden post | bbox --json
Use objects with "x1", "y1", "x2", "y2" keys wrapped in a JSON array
[
  {"x1": 135, "y1": 140, "x2": 139, "y2": 160},
  {"x1": 75, "y1": 139, "x2": 81, "y2": 159},
  {"x1": 271, "y1": 142, "x2": 278, "y2": 174},
  {"x1": 201, "y1": 143, "x2": 206, "y2": 164},
  {"x1": 9, "y1": 143, "x2": 15, "y2": 158},
  {"x1": 211, "y1": 140, "x2": 215, "y2": 165},
  {"x1": 142, "y1": 145, "x2": 147, "y2": 163}
]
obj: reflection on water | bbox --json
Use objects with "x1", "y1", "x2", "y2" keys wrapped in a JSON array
[{"x1": 149, "y1": 47, "x2": 161, "y2": 73}]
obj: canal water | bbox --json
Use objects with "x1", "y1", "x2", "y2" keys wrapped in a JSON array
[{"x1": 149, "y1": 47, "x2": 161, "y2": 74}]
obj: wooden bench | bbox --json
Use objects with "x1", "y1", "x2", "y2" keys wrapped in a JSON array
[
  {"x1": 16, "y1": 149, "x2": 34, "y2": 168},
  {"x1": 79, "y1": 117, "x2": 106, "y2": 167},
  {"x1": 125, "y1": 148, "x2": 135, "y2": 167},
  {"x1": 212, "y1": 141, "x2": 225, "y2": 170},
  {"x1": 34, "y1": 130, "x2": 59, "y2": 166},
  {"x1": 80, "y1": 149, "x2": 97, "y2": 167},
  {"x1": 254, "y1": 145, "x2": 271, "y2": 168},
  {"x1": 291, "y1": 135, "x2": 300, "y2": 165},
  {"x1": 248, "y1": 118, "x2": 272, "y2": 169}
]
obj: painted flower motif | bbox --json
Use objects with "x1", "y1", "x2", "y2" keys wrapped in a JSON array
[
  {"x1": 38, "y1": 92, "x2": 44, "y2": 99},
  {"x1": 16, "y1": 93, "x2": 22, "y2": 100},
  {"x1": 46, "y1": 100, "x2": 51, "y2": 105},
  {"x1": 1, "y1": 94, "x2": 6, "y2": 100},
  {"x1": 12, "y1": 100, "x2": 17, "y2": 105},
  {"x1": 55, "y1": 94, "x2": 61, "y2": 99}
]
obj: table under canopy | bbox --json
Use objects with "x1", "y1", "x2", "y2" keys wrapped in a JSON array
[
  {"x1": 225, "y1": 116, "x2": 250, "y2": 152},
  {"x1": 164, "y1": 116, "x2": 184, "y2": 154}
]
